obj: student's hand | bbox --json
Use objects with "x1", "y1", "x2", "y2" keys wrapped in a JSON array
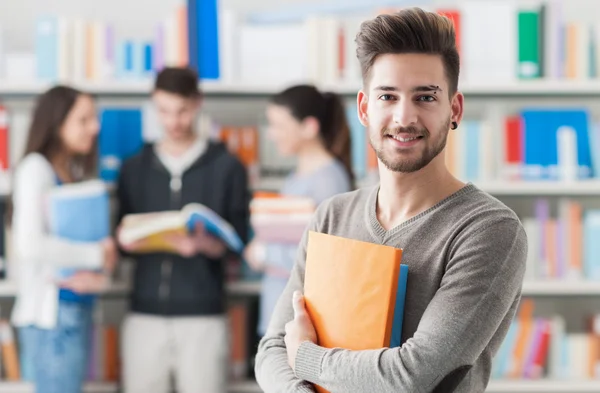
[
  {"x1": 58, "y1": 271, "x2": 110, "y2": 294},
  {"x1": 243, "y1": 239, "x2": 265, "y2": 271},
  {"x1": 101, "y1": 237, "x2": 118, "y2": 274},
  {"x1": 116, "y1": 225, "x2": 148, "y2": 253},
  {"x1": 285, "y1": 291, "x2": 317, "y2": 372},
  {"x1": 192, "y1": 223, "x2": 227, "y2": 259},
  {"x1": 163, "y1": 232, "x2": 198, "y2": 257}
]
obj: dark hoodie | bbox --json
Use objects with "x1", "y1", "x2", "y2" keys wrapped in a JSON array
[{"x1": 116, "y1": 141, "x2": 250, "y2": 316}]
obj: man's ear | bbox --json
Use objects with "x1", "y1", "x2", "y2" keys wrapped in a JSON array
[
  {"x1": 450, "y1": 92, "x2": 464, "y2": 129},
  {"x1": 357, "y1": 90, "x2": 369, "y2": 127}
]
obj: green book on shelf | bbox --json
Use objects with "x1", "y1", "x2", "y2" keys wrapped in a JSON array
[{"x1": 518, "y1": 8, "x2": 541, "y2": 79}]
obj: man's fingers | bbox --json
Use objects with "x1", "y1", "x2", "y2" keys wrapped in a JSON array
[{"x1": 292, "y1": 290, "x2": 306, "y2": 318}]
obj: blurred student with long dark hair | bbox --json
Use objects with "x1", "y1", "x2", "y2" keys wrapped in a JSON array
[
  {"x1": 10, "y1": 86, "x2": 117, "y2": 393},
  {"x1": 244, "y1": 84, "x2": 354, "y2": 337}
]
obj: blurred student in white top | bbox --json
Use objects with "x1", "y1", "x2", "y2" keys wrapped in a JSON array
[{"x1": 9, "y1": 86, "x2": 117, "y2": 393}]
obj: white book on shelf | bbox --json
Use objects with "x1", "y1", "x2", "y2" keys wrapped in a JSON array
[
  {"x1": 219, "y1": 8, "x2": 238, "y2": 84},
  {"x1": 239, "y1": 23, "x2": 308, "y2": 85},
  {"x1": 461, "y1": 0, "x2": 517, "y2": 83},
  {"x1": 57, "y1": 17, "x2": 71, "y2": 83},
  {"x1": 72, "y1": 18, "x2": 87, "y2": 82},
  {"x1": 0, "y1": 26, "x2": 4, "y2": 80},
  {"x1": 522, "y1": 218, "x2": 539, "y2": 281}
]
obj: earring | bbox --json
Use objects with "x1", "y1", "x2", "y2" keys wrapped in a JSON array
[{"x1": 451, "y1": 121, "x2": 458, "y2": 130}]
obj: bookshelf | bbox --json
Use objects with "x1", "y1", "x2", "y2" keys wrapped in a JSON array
[
  {"x1": 3, "y1": 80, "x2": 600, "y2": 98},
  {"x1": 487, "y1": 380, "x2": 600, "y2": 393},
  {"x1": 0, "y1": 382, "x2": 118, "y2": 393},
  {"x1": 0, "y1": 380, "x2": 263, "y2": 393}
]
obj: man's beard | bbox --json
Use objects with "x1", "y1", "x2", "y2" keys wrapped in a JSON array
[{"x1": 371, "y1": 119, "x2": 450, "y2": 173}]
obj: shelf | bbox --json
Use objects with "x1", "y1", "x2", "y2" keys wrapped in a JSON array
[
  {"x1": 487, "y1": 379, "x2": 600, "y2": 392},
  {"x1": 0, "y1": 279, "x2": 261, "y2": 297},
  {"x1": 0, "y1": 382, "x2": 117, "y2": 393},
  {"x1": 475, "y1": 180, "x2": 600, "y2": 196},
  {"x1": 229, "y1": 380, "x2": 262, "y2": 393},
  {"x1": 254, "y1": 177, "x2": 600, "y2": 196},
  {"x1": 4, "y1": 79, "x2": 600, "y2": 97},
  {"x1": 521, "y1": 281, "x2": 600, "y2": 296}
]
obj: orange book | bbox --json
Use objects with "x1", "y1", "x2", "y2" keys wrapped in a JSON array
[
  {"x1": 104, "y1": 325, "x2": 119, "y2": 381},
  {"x1": 0, "y1": 321, "x2": 19, "y2": 381},
  {"x1": 510, "y1": 299, "x2": 534, "y2": 378},
  {"x1": 304, "y1": 231, "x2": 408, "y2": 393}
]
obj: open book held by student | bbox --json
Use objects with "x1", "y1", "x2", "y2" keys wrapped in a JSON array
[
  {"x1": 303, "y1": 231, "x2": 408, "y2": 393},
  {"x1": 118, "y1": 203, "x2": 244, "y2": 254}
]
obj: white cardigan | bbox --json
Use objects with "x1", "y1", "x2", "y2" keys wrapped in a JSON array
[{"x1": 10, "y1": 153, "x2": 103, "y2": 329}]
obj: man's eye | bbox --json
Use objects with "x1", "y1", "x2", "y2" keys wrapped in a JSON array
[
  {"x1": 417, "y1": 95, "x2": 435, "y2": 102},
  {"x1": 379, "y1": 94, "x2": 395, "y2": 101}
]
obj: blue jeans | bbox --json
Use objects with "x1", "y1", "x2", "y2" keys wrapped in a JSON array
[{"x1": 19, "y1": 300, "x2": 93, "y2": 393}]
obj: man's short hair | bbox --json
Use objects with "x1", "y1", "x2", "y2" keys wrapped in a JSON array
[
  {"x1": 154, "y1": 67, "x2": 202, "y2": 98},
  {"x1": 356, "y1": 7, "x2": 460, "y2": 96}
]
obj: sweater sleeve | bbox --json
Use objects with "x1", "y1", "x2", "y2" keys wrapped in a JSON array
[
  {"x1": 12, "y1": 154, "x2": 103, "y2": 268},
  {"x1": 293, "y1": 218, "x2": 527, "y2": 393},
  {"x1": 254, "y1": 203, "x2": 327, "y2": 393}
]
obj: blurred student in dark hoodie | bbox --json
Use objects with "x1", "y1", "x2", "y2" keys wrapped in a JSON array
[{"x1": 115, "y1": 67, "x2": 250, "y2": 393}]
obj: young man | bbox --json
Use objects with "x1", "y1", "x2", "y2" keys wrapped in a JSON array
[
  {"x1": 255, "y1": 8, "x2": 527, "y2": 393},
  {"x1": 116, "y1": 67, "x2": 250, "y2": 393}
]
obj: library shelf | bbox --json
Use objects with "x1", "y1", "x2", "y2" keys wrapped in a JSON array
[
  {"x1": 229, "y1": 379, "x2": 262, "y2": 393},
  {"x1": 521, "y1": 281, "x2": 600, "y2": 296},
  {"x1": 4, "y1": 79, "x2": 600, "y2": 97},
  {"x1": 0, "y1": 279, "x2": 261, "y2": 297},
  {"x1": 0, "y1": 382, "x2": 117, "y2": 393},
  {"x1": 255, "y1": 177, "x2": 600, "y2": 196},
  {"x1": 487, "y1": 379, "x2": 600, "y2": 392}
]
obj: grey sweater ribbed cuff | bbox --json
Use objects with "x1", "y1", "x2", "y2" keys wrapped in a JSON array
[{"x1": 294, "y1": 341, "x2": 327, "y2": 384}]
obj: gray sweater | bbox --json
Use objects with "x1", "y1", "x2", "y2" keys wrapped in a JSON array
[{"x1": 254, "y1": 183, "x2": 527, "y2": 393}]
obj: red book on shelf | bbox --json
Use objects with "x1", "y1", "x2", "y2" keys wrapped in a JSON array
[{"x1": 0, "y1": 105, "x2": 9, "y2": 170}]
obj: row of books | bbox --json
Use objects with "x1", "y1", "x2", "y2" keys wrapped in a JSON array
[
  {"x1": 492, "y1": 299, "x2": 600, "y2": 381},
  {"x1": 5, "y1": 0, "x2": 597, "y2": 85},
  {"x1": 446, "y1": 108, "x2": 597, "y2": 183},
  {"x1": 0, "y1": 4, "x2": 193, "y2": 83}
]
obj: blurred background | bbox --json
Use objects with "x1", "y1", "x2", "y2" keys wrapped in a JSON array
[{"x1": 0, "y1": 0, "x2": 598, "y2": 392}]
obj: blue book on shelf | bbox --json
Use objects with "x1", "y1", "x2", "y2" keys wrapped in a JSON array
[
  {"x1": 35, "y1": 16, "x2": 58, "y2": 81},
  {"x1": 99, "y1": 108, "x2": 143, "y2": 183},
  {"x1": 187, "y1": 0, "x2": 199, "y2": 69},
  {"x1": 390, "y1": 264, "x2": 408, "y2": 347},
  {"x1": 346, "y1": 104, "x2": 366, "y2": 180},
  {"x1": 196, "y1": 0, "x2": 220, "y2": 79},
  {"x1": 521, "y1": 108, "x2": 591, "y2": 180},
  {"x1": 464, "y1": 121, "x2": 480, "y2": 181},
  {"x1": 48, "y1": 180, "x2": 110, "y2": 303},
  {"x1": 143, "y1": 42, "x2": 154, "y2": 76},
  {"x1": 584, "y1": 210, "x2": 600, "y2": 280}
]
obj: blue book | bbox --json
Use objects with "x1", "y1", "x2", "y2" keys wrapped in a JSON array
[
  {"x1": 521, "y1": 108, "x2": 592, "y2": 180},
  {"x1": 98, "y1": 108, "x2": 143, "y2": 183},
  {"x1": 35, "y1": 16, "x2": 58, "y2": 81},
  {"x1": 390, "y1": 264, "x2": 409, "y2": 347},
  {"x1": 196, "y1": 0, "x2": 220, "y2": 79},
  {"x1": 187, "y1": 0, "x2": 199, "y2": 69},
  {"x1": 48, "y1": 180, "x2": 110, "y2": 303},
  {"x1": 346, "y1": 104, "x2": 367, "y2": 180}
]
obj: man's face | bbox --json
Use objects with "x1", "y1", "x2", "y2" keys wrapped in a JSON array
[
  {"x1": 358, "y1": 53, "x2": 463, "y2": 173},
  {"x1": 152, "y1": 90, "x2": 200, "y2": 141}
]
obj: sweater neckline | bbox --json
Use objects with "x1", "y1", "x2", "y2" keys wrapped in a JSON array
[{"x1": 365, "y1": 182, "x2": 477, "y2": 241}]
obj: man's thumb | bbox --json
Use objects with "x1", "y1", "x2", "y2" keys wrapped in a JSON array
[{"x1": 292, "y1": 290, "x2": 305, "y2": 317}]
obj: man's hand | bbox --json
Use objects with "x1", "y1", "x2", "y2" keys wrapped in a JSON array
[
  {"x1": 192, "y1": 223, "x2": 227, "y2": 258},
  {"x1": 285, "y1": 290, "x2": 318, "y2": 372},
  {"x1": 163, "y1": 223, "x2": 227, "y2": 258}
]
